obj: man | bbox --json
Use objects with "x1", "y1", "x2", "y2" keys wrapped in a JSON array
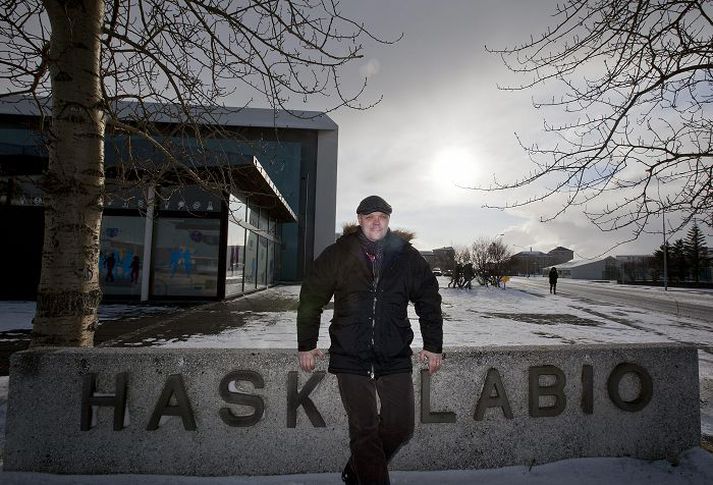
[
  {"x1": 297, "y1": 195, "x2": 443, "y2": 485},
  {"x1": 549, "y1": 266, "x2": 559, "y2": 294}
]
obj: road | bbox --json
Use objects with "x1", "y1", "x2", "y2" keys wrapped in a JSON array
[{"x1": 509, "y1": 276, "x2": 713, "y2": 324}]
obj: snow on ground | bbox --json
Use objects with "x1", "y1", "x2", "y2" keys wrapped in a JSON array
[
  {"x1": 0, "y1": 301, "x2": 177, "y2": 332},
  {"x1": 2, "y1": 448, "x2": 712, "y2": 485},
  {"x1": 1, "y1": 278, "x2": 713, "y2": 483},
  {"x1": 0, "y1": 302, "x2": 36, "y2": 332}
]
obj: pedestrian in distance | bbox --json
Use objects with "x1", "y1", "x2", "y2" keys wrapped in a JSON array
[
  {"x1": 104, "y1": 252, "x2": 116, "y2": 282},
  {"x1": 297, "y1": 195, "x2": 444, "y2": 485},
  {"x1": 448, "y1": 262, "x2": 462, "y2": 288},
  {"x1": 130, "y1": 255, "x2": 141, "y2": 284},
  {"x1": 463, "y1": 262, "x2": 474, "y2": 290},
  {"x1": 549, "y1": 266, "x2": 559, "y2": 294}
]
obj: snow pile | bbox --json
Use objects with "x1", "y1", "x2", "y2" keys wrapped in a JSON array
[{"x1": 1, "y1": 278, "x2": 712, "y2": 482}]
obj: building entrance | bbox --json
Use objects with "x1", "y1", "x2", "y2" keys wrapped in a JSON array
[{"x1": 0, "y1": 206, "x2": 43, "y2": 299}]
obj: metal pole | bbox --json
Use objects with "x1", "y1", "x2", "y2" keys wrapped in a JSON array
[
  {"x1": 663, "y1": 209, "x2": 668, "y2": 291},
  {"x1": 141, "y1": 185, "x2": 156, "y2": 302}
]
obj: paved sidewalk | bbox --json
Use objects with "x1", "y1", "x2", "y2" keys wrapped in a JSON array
[
  {"x1": 0, "y1": 289, "x2": 298, "y2": 375},
  {"x1": 97, "y1": 290, "x2": 298, "y2": 347}
]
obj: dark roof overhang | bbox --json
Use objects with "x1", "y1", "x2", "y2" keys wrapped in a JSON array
[{"x1": 228, "y1": 156, "x2": 297, "y2": 223}]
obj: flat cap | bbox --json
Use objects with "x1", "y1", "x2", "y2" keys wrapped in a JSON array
[{"x1": 356, "y1": 195, "x2": 392, "y2": 215}]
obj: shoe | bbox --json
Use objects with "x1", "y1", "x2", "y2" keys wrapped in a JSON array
[{"x1": 341, "y1": 461, "x2": 357, "y2": 484}]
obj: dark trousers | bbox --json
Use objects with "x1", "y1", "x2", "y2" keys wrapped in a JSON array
[
  {"x1": 337, "y1": 372, "x2": 415, "y2": 485},
  {"x1": 550, "y1": 281, "x2": 557, "y2": 294}
]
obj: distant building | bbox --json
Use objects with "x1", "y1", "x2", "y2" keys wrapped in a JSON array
[
  {"x1": 509, "y1": 246, "x2": 574, "y2": 276},
  {"x1": 544, "y1": 257, "x2": 618, "y2": 280},
  {"x1": 432, "y1": 246, "x2": 456, "y2": 272},
  {"x1": 420, "y1": 250, "x2": 435, "y2": 267},
  {"x1": 510, "y1": 250, "x2": 548, "y2": 276},
  {"x1": 548, "y1": 246, "x2": 574, "y2": 265}
]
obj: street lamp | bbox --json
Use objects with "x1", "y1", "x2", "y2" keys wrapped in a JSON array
[{"x1": 662, "y1": 209, "x2": 668, "y2": 291}]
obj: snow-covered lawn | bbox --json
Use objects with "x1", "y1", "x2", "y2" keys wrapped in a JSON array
[{"x1": 1, "y1": 278, "x2": 712, "y2": 483}]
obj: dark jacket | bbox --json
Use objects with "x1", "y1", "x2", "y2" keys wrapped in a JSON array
[
  {"x1": 297, "y1": 230, "x2": 443, "y2": 377},
  {"x1": 549, "y1": 267, "x2": 559, "y2": 283}
]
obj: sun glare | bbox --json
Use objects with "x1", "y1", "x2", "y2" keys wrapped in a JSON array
[{"x1": 431, "y1": 146, "x2": 480, "y2": 196}]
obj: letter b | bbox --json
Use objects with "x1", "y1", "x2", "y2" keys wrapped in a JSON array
[{"x1": 529, "y1": 365, "x2": 566, "y2": 418}]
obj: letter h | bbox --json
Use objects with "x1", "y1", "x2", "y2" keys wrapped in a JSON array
[{"x1": 81, "y1": 372, "x2": 128, "y2": 431}]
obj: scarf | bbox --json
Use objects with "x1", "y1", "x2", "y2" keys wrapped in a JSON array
[{"x1": 358, "y1": 229, "x2": 386, "y2": 289}]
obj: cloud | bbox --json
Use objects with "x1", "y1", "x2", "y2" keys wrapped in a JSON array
[
  {"x1": 359, "y1": 59, "x2": 381, "y2": 78},
  {"x1": 325, "y1": 0, "x2": 713, "y2": 256}
]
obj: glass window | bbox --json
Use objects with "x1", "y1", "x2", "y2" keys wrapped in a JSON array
[
  {"x1": 273, "y1": 240, "x2": 281, "y2": 283},
  {"x1": 226, "y1": 194, "x2": 247, "y2": 297},
  {"x1": 259, "y1": 210, "x2": 269, "y2": 231},
  {"x1": 151, "y1": 217, "x2": 220, "y2": 297},
  {"x1": 157, "y1": 185, "x2": 221, "y2": 213},
  {"x1": 100, "y1": 215, "x2": 145, "y2": 296},
  {"x1": 244, "y1": 231, "x2": 258, "y2": 290},
  {"x1": 228, "y1": 194, "x2": 246, "y2": 224},
  {"x1": 105, "y1": 183, "x2": 149, "y2": 211},
  {"x1": 226, "y1": 216, "x2": 246, "y2": 297},
  {"x1": 257, "y1": 236, "x2": 268, "y2": 288},
  {"x1": 267, "y1": 241, "x2": 275, "y2": 285},
  {"x1": 248, "y1": 206, "x2": 259, "y2": 228}
]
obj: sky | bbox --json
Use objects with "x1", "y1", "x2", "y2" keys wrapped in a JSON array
[
  {"x1": 285, "y1": 0, "x2": 712, "y2": 258},
  {"x1": 1, "y1": 281, "x2": 712, "y2": 482},
  {"x1": 3, "y1": 1, "x2": 710, "y2": 260}
]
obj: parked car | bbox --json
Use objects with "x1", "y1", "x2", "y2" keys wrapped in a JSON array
[{"x1": 432, "y1": 267, "x2": 442, "y2": 276}]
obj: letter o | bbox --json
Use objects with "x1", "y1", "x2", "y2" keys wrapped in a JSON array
[{"x1": 607, "y1": 363, "x2": 653, "y2": 412}]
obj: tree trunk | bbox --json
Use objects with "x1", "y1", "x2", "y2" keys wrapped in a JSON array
[{"x1": 31, "y1": 0, "x2": 106, "y2": 347}]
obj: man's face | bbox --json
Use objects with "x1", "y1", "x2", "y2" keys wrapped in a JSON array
[{"x1": 358, "y1": 211, "x2": 390, "y2": 242}]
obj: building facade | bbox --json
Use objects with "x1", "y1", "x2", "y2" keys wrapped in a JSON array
[
  {"x1": 432, "y1": 246, "x2": 456, "y2": 272},
  {"x1": 509, "y1": 247, "x2": 574, "y2": 276},
  {"x1": 0, "y1": 97, "x2": 338, "y2": 301},
  {"x1": 543, "y1": 257, "x2": 618, "y2": 280}
]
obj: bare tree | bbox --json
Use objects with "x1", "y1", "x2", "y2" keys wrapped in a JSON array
[
  {"x1": 482, "y1": 0, "x2": 713, "y2": 244},
  {"x1": 454, "y1": 245, "x2": 471, "y2": 264},
  {"x1": 470, "y1": 237, "x2": 511, "y2": 286},
  {"x1": 0, "y1": 0, "x2": 390, "y2": 346},
  {"x1": 487, "y1": 239, "x2": 511, "y2": 287}
]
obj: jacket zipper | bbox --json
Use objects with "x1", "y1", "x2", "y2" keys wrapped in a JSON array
[{"x1": 370, "y1": 254, "x2": 378, "y2": 379}]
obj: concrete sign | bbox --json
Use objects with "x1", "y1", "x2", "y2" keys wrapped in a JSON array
[{"x1": 4, "y1": 344, "x2": 700, "y2": 475}]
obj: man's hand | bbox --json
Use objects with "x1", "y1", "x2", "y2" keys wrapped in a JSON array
[
  {"x1": 418, "y1": 350, "x2": 443, "y2": 375},
  {"x1": 298, "y1": 348, "x2": 325, "y2": 372}
]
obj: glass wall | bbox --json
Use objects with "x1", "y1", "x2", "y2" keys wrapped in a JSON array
[
  {"x1": 226, "y1": 195, "x2": 246, "y2": 297},
  {"x1": 100, "y1": 215, "x2": 145, "y2": 296},
  {"x1": 223, "y1": 200, "x2": 282, "y2": 296},
  {"x1": 151, "y1": 217, "x2": 220, "y2": 297},
  {"x1": 267, "y1": 241, "x2": 275, "y2": 285},
  {"x1": 257, "y1": 236, "x2": 268, "y2": 288},
  {"x1": 244, "y1": 231, "x2": 258, "y2": 291}
]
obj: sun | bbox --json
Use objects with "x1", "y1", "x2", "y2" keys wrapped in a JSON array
[{"x1": 430, "y1": 146, "x2": 480, "y2": 195}]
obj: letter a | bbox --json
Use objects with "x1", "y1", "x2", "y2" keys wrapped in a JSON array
[
  {"x1": 474, "y1": 368, "x2": 513, "y2": 420},
  {"x1": 146, "y1": 374, "x2": 196, "y2": 431}
]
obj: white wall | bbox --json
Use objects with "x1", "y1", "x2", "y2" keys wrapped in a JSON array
[{"x1": 313, "y1": 129, "x2": 338, "y2": 258}]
